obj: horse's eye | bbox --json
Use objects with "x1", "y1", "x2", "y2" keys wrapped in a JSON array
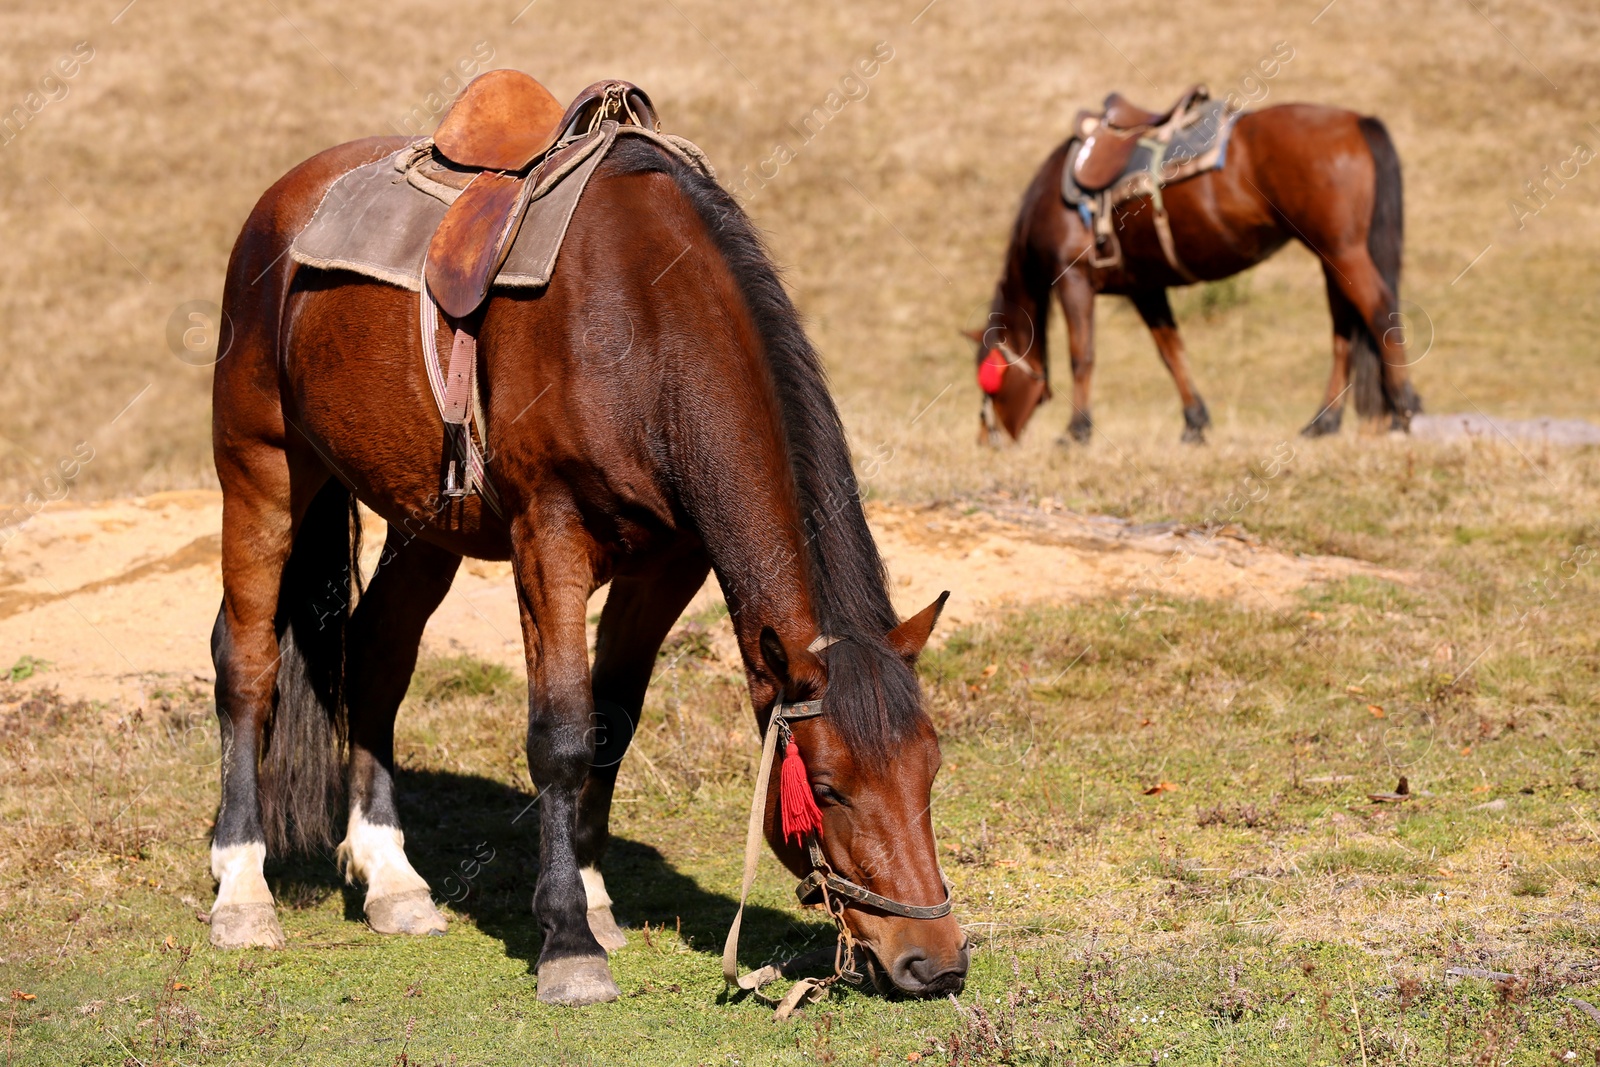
[{"x1": 813, "y1": 784, "x2": 848, "y2": 807}]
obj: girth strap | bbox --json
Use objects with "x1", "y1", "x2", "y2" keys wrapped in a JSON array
[{"x1": 1141, "y1": 137, "x2": 1200, "y2": 284}]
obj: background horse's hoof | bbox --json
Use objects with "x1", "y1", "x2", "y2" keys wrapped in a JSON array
[
  {"x1": 1180, "y1": 426, "x2": 1207, "y2": 444},
  {"x1": 587, "y1": 906, "x2": 628, "y2": 953},
  {"x1": 208, "y1": 903, "x2": 285, "y2": 949},
  {"x1": 1301, "y1": 410, "x2": 1343, "y2": 437},
  {"x1": 537, "y1": 956, "x2": 621, "y2": 1005},
  {"x1": 365, "y1": 889, "x2": 448, "y2": 936}
]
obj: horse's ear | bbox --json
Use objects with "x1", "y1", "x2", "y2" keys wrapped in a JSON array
[
  {"x1": 960, "y1": 328, "x2": 984, "y2": 343},
  {"x1": 886, "y1": 591, "x2": 950, "y2": 662},
  {"x1": 760, "y1": 626, "x2": 791, "y2": 685},
  {"x1": 761, "y1": 626, "x2": 823, "y2": 694}
]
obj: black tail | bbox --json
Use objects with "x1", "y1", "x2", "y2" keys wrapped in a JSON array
[
  {"x1": 1351, "y1": 116, "x2": 1412, "y2": 421},
  {"x1": 259, "y1": 478, "x2": 361, "y2": 855}
]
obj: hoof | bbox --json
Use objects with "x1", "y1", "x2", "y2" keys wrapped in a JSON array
[
  {"x1": 1065, "y1": 415, "x2": 1093, "y2": 444},
  {"x1": 537, "y1": 955, "x2": 621, "y2": 1006},
  {"x1": 1301, "y1": 411, "x2": 1343, "y2": 437},
  {"x1": 365, "y1": 889, "x2": 447, "y2": 936},
  {"x1": 209, "y1": 903, "x2": 285, "y2": 949},
  {"x1": 1181, "y1": 404, "x2": 1210, "y2": 445},
  {"x1": 587, "y1": 906, "x2": 628, "y2": 953}
]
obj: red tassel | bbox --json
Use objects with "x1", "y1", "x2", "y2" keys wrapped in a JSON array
[
  {"x1": 780, "y1": 739, "x2": 825, "y2": 845},
  {"x1": 977, "y1": 349, "x2": 1008, "y2": 395}
]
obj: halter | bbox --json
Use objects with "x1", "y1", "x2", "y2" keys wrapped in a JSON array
[
  {"x1": 983, "y1": 339, "x2": 1046, "y2": 386},
  {"x1": 978, "y1": 340, "x2": 1048, "y2": 445},
  {"x1": 721, "y1": 639, "x2": 953, "y2": 1017}
]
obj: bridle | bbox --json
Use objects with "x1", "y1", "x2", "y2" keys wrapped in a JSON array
[
  {"x1": 775, "y1": 699, "x2": 954, "y2": 922},
  {"x1": 722, "y1": 639, "x2": 953, "y2": 1016},
  {"x1": 978, "y1": 339, "x2": 1049, "y2": 444}
]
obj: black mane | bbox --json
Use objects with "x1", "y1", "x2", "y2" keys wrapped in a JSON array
[{"x1": 604, "y1": 137, "x2": 923, "y2": 752}]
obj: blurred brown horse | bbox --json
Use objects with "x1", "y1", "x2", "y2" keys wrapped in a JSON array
[
  {"x1": 208, "y1": 133, "x2": 965, "y2": 1004},
  {"x1": 973, "y1": 103, "x2": 1421, "y2": 445}
]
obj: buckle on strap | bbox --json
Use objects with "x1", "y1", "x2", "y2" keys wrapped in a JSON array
[{"x1": 774, "y1": 697, "x2": 824, "y2": 723}]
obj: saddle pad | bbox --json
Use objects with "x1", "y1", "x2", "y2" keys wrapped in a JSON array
[
  {"x1": 290, "y1": 125, "x2": 710, "y2": 293},
  {"x1": 1062, "y1": 99, "x2": 1238, "y2": 210}
]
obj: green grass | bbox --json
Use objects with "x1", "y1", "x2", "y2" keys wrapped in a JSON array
[
  {"x1": 6, "y1": 655, "x2": 50, "y2": 683},
  {"x1": 5, "y1": 447, "x2": 1600, "y2": 1064}
]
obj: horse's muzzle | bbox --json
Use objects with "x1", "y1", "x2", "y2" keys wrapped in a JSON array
[{"x1": 871, "y1": 938, "x2": 971, "y2": 997}]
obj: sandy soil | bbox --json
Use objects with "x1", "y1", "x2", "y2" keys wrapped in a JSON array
[{"x1": 0, "y1": 490, "x2": 1408, "y2": 705}]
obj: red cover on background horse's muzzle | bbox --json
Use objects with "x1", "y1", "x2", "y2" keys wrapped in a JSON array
[{"x1": 978, "y1": 349, "x2": 1008, "y2": 395}]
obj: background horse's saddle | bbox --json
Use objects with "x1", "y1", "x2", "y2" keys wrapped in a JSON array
[
  {"x1": 1059, "y1": 85, "x2": 1239, "y2": 280},
  {"x1": 1102, "y1": 90, "x2": 1189, "y2": 131},
  {"x1": 1071, "y1": 85, "x2": 1210, "y2": 192}
]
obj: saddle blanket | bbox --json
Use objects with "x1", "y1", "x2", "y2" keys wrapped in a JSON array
[
  {"x1": 1061, "y1": 98, "x2": 1239, "y2": 210},
  {"x1": 291, "y1": 124, "x2": 712, "y2": 293}
]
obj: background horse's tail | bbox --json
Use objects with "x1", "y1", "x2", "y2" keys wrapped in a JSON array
[
  {"x1": 259, "y1": 478, "x2": 362, "y2": 855},
  {"x1": 1351, "y1": 115, "x2": 1405, "y2": 420}
]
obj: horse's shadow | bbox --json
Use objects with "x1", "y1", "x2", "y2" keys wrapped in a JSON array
[{"x1": 265, "y1": 768, "x2": 831, "y2": 975}]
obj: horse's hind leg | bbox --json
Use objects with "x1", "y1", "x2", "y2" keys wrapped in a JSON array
[
  {"x1": 1320, "y1": 246, "x2": 1421, "y2": 428},
  {"x1": 209, "y1": 450, "x2": 330, "y2": 949},
  {"x1": 1130, "y1": 288, "x2": 1210, "y2": 444},
  {"x1": 1303, "y1": 267, "x2": 1359, "y2": 436},
  {"x1": 337, "y1": 531, "x2": 460, "y2": 935},
  {"x1": 574, "y1": 544, "x2": 712, "y2": 952}
]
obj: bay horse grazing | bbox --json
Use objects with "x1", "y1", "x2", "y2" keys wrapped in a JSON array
[
  {"x1": 208, "y1": 116, "x2": 966, "y2": 1002},
  {"x1": 973, "y1": 100, "x2": 1422, "y2": 445}
]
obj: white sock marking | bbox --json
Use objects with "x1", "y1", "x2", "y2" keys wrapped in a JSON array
[
  {"x1": 336, "y1": 803, "x2": 431, "y2": 900},
  {"x1": 581, "y1": 867, "x2": 613, "y2": 911},
  {"x1": 211, "y1": 841, "x2": 273, "y2": 908}
]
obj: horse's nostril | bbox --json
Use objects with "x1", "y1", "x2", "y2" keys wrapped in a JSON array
[
  {"x1": 891, "y1": 948, "x2": 970, "y2": 996},
  {"x1": 891, "y1": 949, "x2": 928, "y2": 989}
]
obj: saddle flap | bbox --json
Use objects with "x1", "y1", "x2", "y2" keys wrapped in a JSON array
[
  {"x1": 433, "y1": 69, "x2": 566, "y2": 172},
  {"x1": 425, "y1": 171, "x2": 529, "y2": 318},
  {"x1": 1073, "y1": 127, "x2": 1142, "y2": 192}
]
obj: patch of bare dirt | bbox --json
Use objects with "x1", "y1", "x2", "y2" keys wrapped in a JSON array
[{"x1": 0, "y1": 492, "x2": 1408, "y2": 704}]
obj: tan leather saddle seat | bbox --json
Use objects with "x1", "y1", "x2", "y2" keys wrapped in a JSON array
[
  {"x1": 424, "y1": 71, "x2": 657, "y2": 319},
  {"x1": 1103, "y1": 92, "x2": 1172, "y2": 131},
  {"x1": 433, "y1": 68, "x2": 567, "y2": 172},
  {"x1": 1071, "y1": 85, "x2": 1206, "y2": 193}
]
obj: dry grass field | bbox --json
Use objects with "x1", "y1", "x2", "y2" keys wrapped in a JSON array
[{"x1": 2, "y1": 0, "x2": 1599, "y2": 1063}]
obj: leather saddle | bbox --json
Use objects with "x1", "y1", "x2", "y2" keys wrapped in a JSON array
[
  {"x1": 1071, "y1": 85, "x2": 1206, "y2": 192},
  {"x1": 411, "y1": 69, "x2": 659, "y2": 510},
  {"x1": 424, "y1": 69, "x2": 658, "y2": 319}
]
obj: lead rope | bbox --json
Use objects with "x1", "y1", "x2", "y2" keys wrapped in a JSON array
[{"x1": 721, "y1": 707, "x2": 857, "y2": 1020}]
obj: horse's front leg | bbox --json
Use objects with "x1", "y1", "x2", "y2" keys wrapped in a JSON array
[
  {"x1": 1130, "y1": 288, "x2": 1210, "y2": 444},
  {"x1": 1055, "y1": 269, "x2": 1097, "y2": 443},
  {"x1": 512, "y1": 514, "x2": 619, "y2": 1005},
  {"x1": 575, "y1": 544, "x2": 713, "y2": 952}
]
